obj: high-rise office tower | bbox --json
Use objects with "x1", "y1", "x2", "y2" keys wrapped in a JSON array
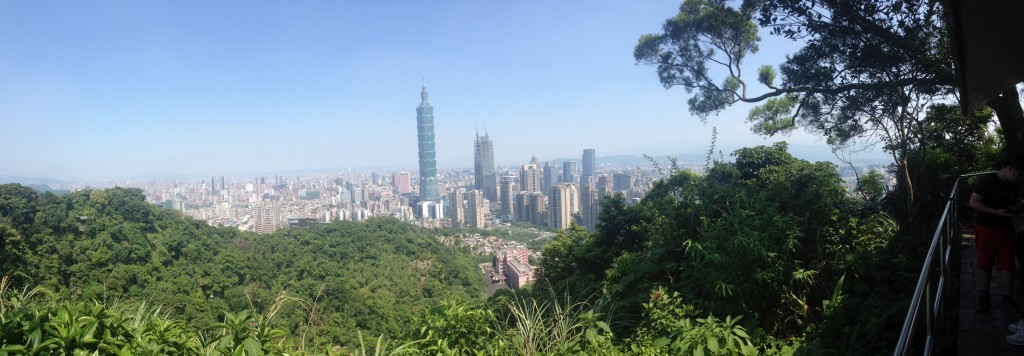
[
  {"x1": 499, "y1": 176, "x2": 516, "y2": 221},
  {"x1": 562, "y1": 161, "x2": 578, "y2": 184},
  {"x1": 548, "y1": 184, "x2": 578, "y2": 230},
  {"x1": 448, "y1": 190, "x2": 465, "y2": 227},
  {"x1": 520, "y1": 156, "x2": 542, "y2": 193},
  {"x1": 417, "y1": 85, "x2": 440, "y2": 201},
  {"x1": 542, "y1": 162, "x2": 556, "y2": 192},
  {"x1": 474, "y1": 133, "x2": 497, "y2": 203},
  {"x1": 581, "y1": 149, "x2": 596, "y2": 185}
]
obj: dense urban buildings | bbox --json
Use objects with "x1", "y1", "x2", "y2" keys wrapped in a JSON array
[
  {"x1": 21, "y1": 71, "x2": 884, "y2": 238},
  {"x1": 416, "y1": 86, "x2": 440, "y2": 202},
  {"x1": 96, "y1": 149, "x2": 888, "y2": 238},
  {"x1": 143, "y1": 156, "x2": 662, "y2": 234},
  {"x1": 92, "y1": 91, "x2": 890, "y2": 237}
]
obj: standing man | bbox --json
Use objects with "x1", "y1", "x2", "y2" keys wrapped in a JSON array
[{"x1": 970, "y1": 155, "x2": 1022, "y2": 314}]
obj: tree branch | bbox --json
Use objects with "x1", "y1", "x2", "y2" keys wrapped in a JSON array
[{"x1": 736, "y1": 76, "x2": 939, "y2": 103}]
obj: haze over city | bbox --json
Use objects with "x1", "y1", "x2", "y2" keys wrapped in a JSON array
[{"x1": 0, "y1": 1, "x2": 887, "y2": 182}]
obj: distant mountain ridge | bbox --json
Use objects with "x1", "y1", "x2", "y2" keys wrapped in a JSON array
[
  {"x1": 3, "y1": 144, "x2": 891, "y2": 184},
  {"x1": 0, "y1": 175, "x2": 67, "y2": 186}
]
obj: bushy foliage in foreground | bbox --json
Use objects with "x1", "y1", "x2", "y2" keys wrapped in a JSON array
[
  {"x1": 0, "y1": 143, "x2": 942, "y2": 354},
  {"x1": 538, "y1": 143, "x2": 908, "y2": 354},
  {"x1": 0, "y1": 184, "x2": 483, "y2": 350},
  {"x1": 2, "y1": 277, "x2": 759, "y2": 355},
  {"x1": 1, "y1": 279, "x2": 402, "y2": 355}
]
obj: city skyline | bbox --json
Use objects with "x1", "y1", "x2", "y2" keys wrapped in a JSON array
[
  {"x1": 107, "y1": 151, "x2": 886, "y2": 235},
  {"x1": 0, "y1": 1, "x2": 890, "y2": 182}
]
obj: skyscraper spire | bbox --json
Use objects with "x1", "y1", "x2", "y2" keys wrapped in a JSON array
[
  {"x1": 420, "y1": 84, "x2": 429, "y2": 105},
  {"x1": 417, "y1": 83, "x2": 439, "y2": 202}
]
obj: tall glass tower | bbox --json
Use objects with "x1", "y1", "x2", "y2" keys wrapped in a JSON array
[
  {"x1": 417, "y1": 86, "x2": 440, "y2": 201},
  {"x1": 582, "y1": 148, "x2": 596, "y2": 186},
  {"x1": 474, "y1": 133, "x2": 497, "y2": 202}
]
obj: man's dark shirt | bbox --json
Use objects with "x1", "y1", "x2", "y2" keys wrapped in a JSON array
[{"x1": 974, "y1": 173, "x2": 1019, "y2": 229}]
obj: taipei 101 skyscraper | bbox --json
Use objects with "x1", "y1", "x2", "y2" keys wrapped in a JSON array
[{"x1": 416, "y1": 85, "x2": 440, "y2": 201}]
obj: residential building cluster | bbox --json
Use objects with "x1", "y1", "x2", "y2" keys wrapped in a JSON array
[
  {"x1": 435, "y1": 232, "x2": 542, "y2": 290},
  {"x1": 494, "y1": 246, "x2": 534, "y2": 289}
]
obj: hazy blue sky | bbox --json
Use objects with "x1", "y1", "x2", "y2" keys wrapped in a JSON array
[{"x1": 0, "y1": 1, "x2": 885, "y2": 181}]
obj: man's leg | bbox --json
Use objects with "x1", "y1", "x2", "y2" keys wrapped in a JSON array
[
  {"x1": 980, "y1": 267, "x2": 993, "y2": 312},
  {"x1": 1001, "y1": 230, "x2": 1019, "y2": 311},
  {"x1": 978, "y1": 226, "x2": 996, "y2": 312},
  {"x1": 1002, "y1": 270, "x2": 1022, "y2": 315}
]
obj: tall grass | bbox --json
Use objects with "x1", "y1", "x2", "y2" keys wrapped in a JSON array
[{"x1": 499, "y1": 290, "x2": 614, "y2": 355}]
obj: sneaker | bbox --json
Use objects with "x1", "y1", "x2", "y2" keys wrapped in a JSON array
[
  {"x1": 1011, "y1": 319, "x2": 1024, "y2": 333},
  {"x1": 979, "y1": 290, "x2": 992, "y2": 312},
  {"x1": 1008, "y1": 328, "x2": 1024, "y2": 346}
]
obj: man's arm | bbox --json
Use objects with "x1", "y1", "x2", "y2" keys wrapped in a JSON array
[{"x1": 970, "y1": 192, "x2": 1014, "y2": 217}]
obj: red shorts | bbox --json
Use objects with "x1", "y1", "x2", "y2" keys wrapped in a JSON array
[{"x1": 976, "y1": 225, "x2": 1016, "y2": 271}]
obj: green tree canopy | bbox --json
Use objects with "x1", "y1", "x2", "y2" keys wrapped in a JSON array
[
  {"x1": 0, "y1": 184, "x2": 484, "y2": 350},
  {"x1": 634, "y1": 0, "x2": 1001, "y2": 222},
  {"x1": 635, "y1": 0, "x2": 951, "y2": 139}
]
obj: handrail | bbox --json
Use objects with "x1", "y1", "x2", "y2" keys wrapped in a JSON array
[{"x1": 894, "y1": 171, "x2": 994, "y2": 355}]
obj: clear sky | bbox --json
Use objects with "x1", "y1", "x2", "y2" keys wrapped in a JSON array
[{"x1": 0, "y1": 1, "x2": 886, "y2": 181}]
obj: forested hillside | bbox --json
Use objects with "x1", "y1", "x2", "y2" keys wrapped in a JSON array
[
  {"x1": 0, "y1": 184, "x2": 483, "y2": 351},
  {"x1": 2, "y1": 143, "x2": 956, "y2": 354}
]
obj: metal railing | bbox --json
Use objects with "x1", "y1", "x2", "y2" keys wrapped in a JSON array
[{"x1": 894, "y1": 172, "x2": 993, "y2": 355}]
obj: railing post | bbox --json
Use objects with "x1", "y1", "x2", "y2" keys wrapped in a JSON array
[
  {"x1": 894, "y1": 174, "x2": 989, "y2": 356},
  {"x1": 939, "y1": 213, "x2": 947, "y2": 327},
  {"x1": 927, "y1": 254, "x2": 935, "y2": 336}
]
